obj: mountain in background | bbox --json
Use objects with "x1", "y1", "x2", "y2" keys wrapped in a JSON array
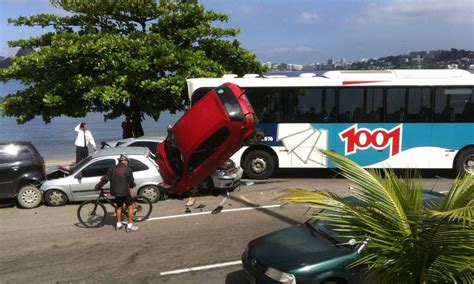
[{"x1": 0, "y1": 48, "x2": 35, "y2": 68}]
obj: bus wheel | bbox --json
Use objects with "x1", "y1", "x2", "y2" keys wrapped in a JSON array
[
  {"x1": 243, "y1": 150, "x2": 275, "y2": 179},
  {"x1": 455, "y1": 148, "x2": 474, "y2": 175}
]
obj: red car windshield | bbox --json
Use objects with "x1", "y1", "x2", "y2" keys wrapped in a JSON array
[{"x1": 164, "y1": 132, "x2": 184, "y2": 176}]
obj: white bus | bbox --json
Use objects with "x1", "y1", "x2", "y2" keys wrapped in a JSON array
[{"x1": 187, "y1": 70, "x2": 474, "y2": 179}]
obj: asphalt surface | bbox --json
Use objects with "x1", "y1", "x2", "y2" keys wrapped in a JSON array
[{"x1": 0, "y1": 170, "x2": 456, "y2": 283}]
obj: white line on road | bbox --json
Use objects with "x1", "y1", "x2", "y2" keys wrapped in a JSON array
[
  {"x1": 147, "y1": 204, "x2": 281, "y2": 221},
  {"x1": 160, "y1": 260, "x2": 242, "y2": 276}
]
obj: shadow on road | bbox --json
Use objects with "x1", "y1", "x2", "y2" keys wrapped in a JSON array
[
  {"x1": 74, "y1": 211, "x2": 115, "y2": 228},
  {"x1": 224, "y1": 193, "x2": 300, "y2": 226},
  {"x1": 225, "y1": 270, "x2": 248, "y2": 284}
]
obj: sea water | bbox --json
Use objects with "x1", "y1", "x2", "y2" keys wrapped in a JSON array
[{"x1": 0, "y1": 80, "x2": 182, "y2": 161}]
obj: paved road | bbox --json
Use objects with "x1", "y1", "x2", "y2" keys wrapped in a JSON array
[{"x1": 0, "y1": 172, "x2": 455, "y2": 283}]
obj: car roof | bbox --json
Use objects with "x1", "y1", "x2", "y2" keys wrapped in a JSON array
[
  {"x1": 172, "y1": 88, "x2": 228, "y2": 154},
  {"x1": 122, "y1": 136, "x2": 166, "y2": 143},
  {"x1": 92, "y1": 147, "x2": 150, "y2": 158},
  {"x1": 106, "y1": 135, "x2": 166, "y2": 145}
]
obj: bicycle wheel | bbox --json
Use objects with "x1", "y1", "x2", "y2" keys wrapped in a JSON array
[
  {"x1": 132, "y1": 196, "x2": 152, "y2": 222},
  {"x1": 77, "y1": 200, "x2": 107, "y2": 228}
]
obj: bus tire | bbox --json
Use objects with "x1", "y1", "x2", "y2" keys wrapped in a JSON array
[
  {"x1": 455, "y1": 147, "x2": 474, "y2": 175},
  {"x1": 243, "y1": 150, "x2": 275, "y2": 179}
]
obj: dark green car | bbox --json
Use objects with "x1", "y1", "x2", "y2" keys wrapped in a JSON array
[{"x1": 242, "y1": 193, "x2": 443, "y2": 284}]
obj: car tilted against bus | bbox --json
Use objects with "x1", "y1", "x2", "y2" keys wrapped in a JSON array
[
  {"x1": 187, "y1": 70, "x2": 474, "y2": 179},
  {"x1": 156, "y1": 83, "x2": 259, "y2": 196}
]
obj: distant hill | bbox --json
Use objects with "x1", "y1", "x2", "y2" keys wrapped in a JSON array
[{"x1": 0, "y1": 48, "x2": 35, "y2": 68}]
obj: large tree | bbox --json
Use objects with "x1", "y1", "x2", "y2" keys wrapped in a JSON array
[{"x1": 0, "y1": 0, "x2": 266, "y2": 136}]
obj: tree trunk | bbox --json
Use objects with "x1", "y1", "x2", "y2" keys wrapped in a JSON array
[{"x1": 130, "y1": 99, "x2": 144, "y2": 137}]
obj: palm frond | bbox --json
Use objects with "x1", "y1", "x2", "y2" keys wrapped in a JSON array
[
  {"x1": 321, "y1": 149, "x2": 412, "y2": 236},
  {"x1": 279, "y1": 150, "x2": 474, "y2": 284},
  {"x1": 438, "y1": 173, "x2": 474, "y2": 211},
  {"x1": 429, "y1": 203, "x2": 474, "y2": 226}
]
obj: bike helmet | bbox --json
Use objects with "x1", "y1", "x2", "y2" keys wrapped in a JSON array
[{"x1": 118, "y1": 154, "x2": 129, "y2": 162}]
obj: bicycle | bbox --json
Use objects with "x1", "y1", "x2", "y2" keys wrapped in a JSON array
[{"x1": 77, "y1": 188, "x2": 152, "y2": 228}]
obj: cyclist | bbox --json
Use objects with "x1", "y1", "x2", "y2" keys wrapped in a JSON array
[{"x1": 95, "y1": 154, "x2": 138, "y2": 232}]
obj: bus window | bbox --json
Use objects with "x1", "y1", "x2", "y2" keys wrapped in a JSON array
[
  {"x1": 288, "y1": 88, "x2": 336, "y2": 123},
  {"x1": 288, "y1": 88, "x2": 319, "y2": 122},
  {"x1": 435, "y1": 87, "x2": 474, "y2": 122},
  {"x1": 364, "y1": 88, "x2": 383, "y2": 122},
  {"x1": 407, "y1": 88, "x2": 432, "y2": 122},
  {"x1": 338, "y1": 88, "x2": 364, "y2": 122},
  {"x1": 324, "y1": 89, "x2": 337, "y2": 122},
  {"x1": 246, "y1": 88, "x2": 286, "y2": 123},
  {"x1": 386, "y1": 88, "x2": 407, "y2": 122}
]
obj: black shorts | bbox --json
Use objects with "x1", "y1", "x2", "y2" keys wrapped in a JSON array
[{"x1": 114, "y1": 196, "x2": 133, "y2": 207}]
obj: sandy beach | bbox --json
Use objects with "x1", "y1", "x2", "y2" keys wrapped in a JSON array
[{"x1": 44, "y1": 155, "x2": 76, "y2": 168}]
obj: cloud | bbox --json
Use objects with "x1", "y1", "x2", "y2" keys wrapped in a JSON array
[
  {"x1": 297, "y1": 12, "x2": 320, "y2": 24},
  {"x1": 357, "y1": 0, "x2": 473, "y2": 24}
]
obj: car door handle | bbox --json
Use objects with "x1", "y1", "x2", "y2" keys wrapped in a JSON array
[{"x1": 12, "y1": 166, "x2": 19, "y2": 171}]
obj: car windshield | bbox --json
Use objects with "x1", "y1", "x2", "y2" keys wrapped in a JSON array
[
  {"x1": 305, "y1": 216, "x2": 357, "y2": 247},
  {"x1": 70, "y1": 156, "x2": 93, "y2": 174},
  {"x1": 164, "y1": 132, "x2": 184, "y2": 176},
  {"x1": 305, "y1": 192, "x2": 443, "y2": 247}
]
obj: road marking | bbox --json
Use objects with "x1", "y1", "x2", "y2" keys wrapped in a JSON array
[
  {"x1": 439, "y1": 191, "x2": 449, "y2": 193},
  {"x1": 160, "y1": 260, "x2": 242, "y2": 276},
  {"x1": 147, "y1": 204, "x2": 281, "y2": 221}
]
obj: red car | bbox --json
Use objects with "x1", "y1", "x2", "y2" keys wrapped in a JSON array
[{"x1": 156, "y1": 83, "x2": 259, "y2": 196}]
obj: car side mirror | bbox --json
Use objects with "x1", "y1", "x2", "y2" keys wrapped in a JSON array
[{"x1": 75, "y1": 172, "x2": 83, "y2": 179}]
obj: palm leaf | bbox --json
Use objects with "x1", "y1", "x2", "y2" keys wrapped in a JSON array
[
  {"x1": 279, "y1": 150, "x2": 474, "y2": 283},
  {"x1": 321, "y1": 149, "x2": 412, "y2": 236}
]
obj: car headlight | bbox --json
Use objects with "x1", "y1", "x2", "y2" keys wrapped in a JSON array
[{"x1": 265, "y1": 267, "x2": 296, "y2": 283}]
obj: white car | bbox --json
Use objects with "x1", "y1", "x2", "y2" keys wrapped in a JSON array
[
  {"x1": 41, "y1": 147, "x2": 163, "y2": 204},
  {"x1": 101, "y1": 136, "x2": 243, "y2": 193}
]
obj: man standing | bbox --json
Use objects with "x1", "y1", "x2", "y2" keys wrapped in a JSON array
[
  {"x1": 95, "y1": 154, "x2": 138, "y2": 232},
  {"x1": 74, "y1": 122, "x2": 96, "y2": 163}
]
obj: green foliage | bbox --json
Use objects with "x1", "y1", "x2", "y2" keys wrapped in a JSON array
[
  {"x1": 0, "y1": 0, "x2": 266, "y2": 128},
  {"x1": 280, "y1": 150, "x2": 474, "y2": 284}
]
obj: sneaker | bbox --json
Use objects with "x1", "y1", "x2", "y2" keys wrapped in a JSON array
[
  {"x1": 126, "y1": 225, "x2": 139, "y2": 232},
  {"x1": 115, "y1": 225, "x2": 123, "y2": 231}
]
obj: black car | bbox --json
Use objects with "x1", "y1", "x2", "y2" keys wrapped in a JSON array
[{"x1": 0, "y1": 141, "x2": 45, "y2": 208}]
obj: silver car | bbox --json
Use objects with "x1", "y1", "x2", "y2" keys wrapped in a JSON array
[
  {"x1": 101, "y1": 136, "x2": 243, "y2": 192},
  {"x1": 40, "y1": 147, "x2": 163, "y2": 205}
]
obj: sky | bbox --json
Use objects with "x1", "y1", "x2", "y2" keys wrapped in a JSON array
[{"x1": 0, "y1": 0, "x2": 473, "y2": 64}]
